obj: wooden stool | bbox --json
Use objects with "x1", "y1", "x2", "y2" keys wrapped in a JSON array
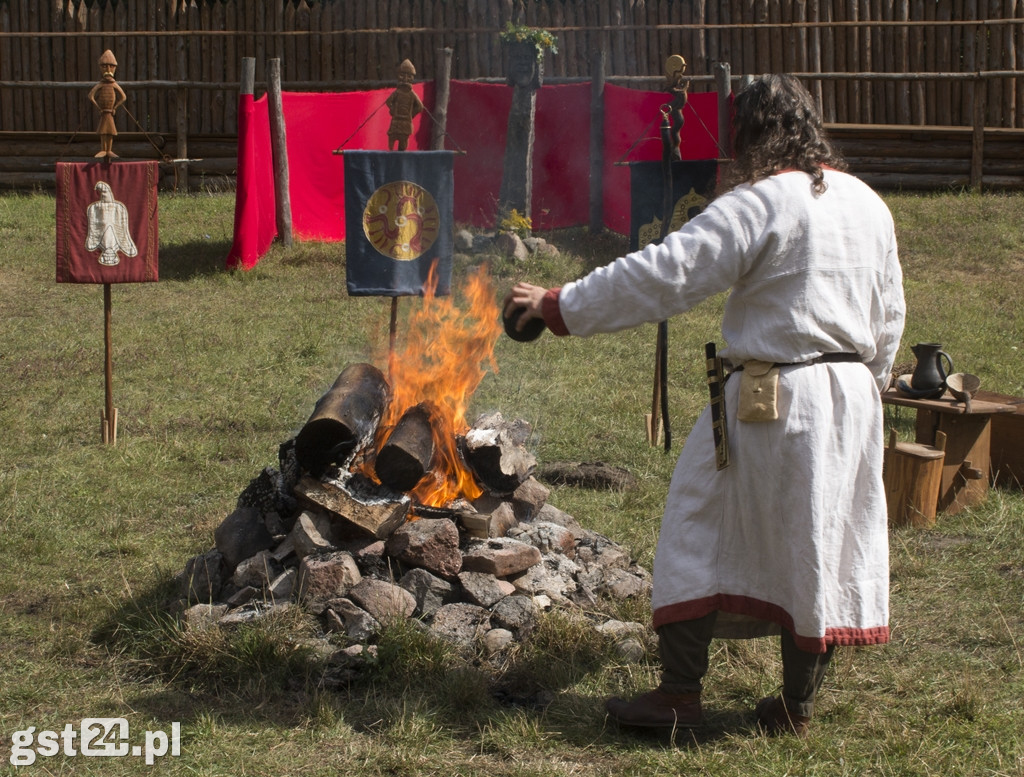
[{"x1": 884, "y1": 430, "x2": 946, "y2": 528}]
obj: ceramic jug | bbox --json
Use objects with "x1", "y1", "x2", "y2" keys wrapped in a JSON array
[{"x1": 910, "y1": 342, "x2": 953, "y2": 395}]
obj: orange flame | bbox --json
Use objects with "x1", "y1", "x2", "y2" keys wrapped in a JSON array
[{"x1": 370, "y1": 263, "x2": 502, "y2": 507}]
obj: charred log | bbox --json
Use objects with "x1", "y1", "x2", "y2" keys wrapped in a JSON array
[
  {"x1": 294, "y1": 363, "x2": 391, "y2": 477},
  {"x1": 537, "y1": 461, "x2": 638, "y2": 491},
  {"x1": 459, "y1": 412, "x2": 536, "y2": 495},
  {"x1": 375, "y1": 403, "x2": 437, "y2": 492},
  {"x1": 294, "y1": 474, "x2": 409, "y2": 539}
]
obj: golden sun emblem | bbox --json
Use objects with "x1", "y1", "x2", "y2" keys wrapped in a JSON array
[
  {"x1": 362, "y1": 180, "x2": 440, "y2": 261},
  {"x1": 638, "y1": 187, "x2": 709, "y2": 248}
]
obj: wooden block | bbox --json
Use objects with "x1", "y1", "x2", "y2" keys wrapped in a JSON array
[{"x1": 884, "y1": 433, "x2": 945, "y2": 528}]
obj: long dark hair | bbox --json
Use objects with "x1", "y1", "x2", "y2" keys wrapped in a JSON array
[{"x1": 723, "y1": 74, "x2": 846, "y2": 195}]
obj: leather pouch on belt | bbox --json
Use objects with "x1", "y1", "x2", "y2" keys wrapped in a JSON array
[{"x1": 737, "y1": 360, "x2": 780, "y2": 422}]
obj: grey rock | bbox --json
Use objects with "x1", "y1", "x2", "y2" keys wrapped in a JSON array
[
  {"x1": 510, "y1": 556, "x2": 576, "y2": 601},
  {"x1": 523, "y1": 236, "x2": 559, "y2": 257},
  {"x1": 348, "y1": 578, "x2": 417, "y2": 622},
  {"x1": 600, "y1": 567, "x2": 648, "y2": 600},
  {"x1": 225, "y1": 585, "x2": 259, "y2": 608},
  {"x1": 516, "y1": 521, "x2": 576, "y2": 558},
  {"x1": 214, "y1": 507, "x2": 275, "y2": 570},
  {"x1": 455, "y1": 229, "x2": 475, "y2": 252},
  {"x1": 457, "y1": 570, "x2": 509, "y2": 608},
  {"x1": 575, "y1": 531, "x2": 631, "y2": 570},
  {"x1": 183, "y1": 603, "x2": 229, "y2": 631},
  {"x1": 297, "y1": 551, "x2": 362, "y2": 602},
  {"x1": 614, "y1": 638, "x2": 647, "y2": 662},
  {"x1": 399, "y1": 567, "x2": 455, "y2": 618},
  {"x1": 324, "y1": 598, "x2": 380, "y2": 642},
  {"x1": 267, "y1": 568, "x2": 297, "y2": 602},
  {"x1": 461, "y1": 537, "x2": 542, "y2": 577},
  {"x1": 429, "y1": 603, "x2": 491, "y2": 648},
  {"x1": 471, "y1": 234, "x2": 495, "y2": 253},
  {"x1": 386, "y1": 518, "x2": 462, "y2": 578},
  {"x1": 597, "y1": 619, "x2": 647, "y2": 639},
  {"x1": 177, "y1": 549, "x2": 224, "y2": 604},
  {"x1": 231, "y1": 549, "x2": 279, "y2": 589},
  {"x1": 290, "y1": 510, "x2": 338, "y2": 558},
  {"x1": 482, "y1": 627, "x2": 514, "y2": 654},
  {"x1": 490, "y1": 594, "x2": 538, "y2": 638},
  {"x1": 534, "y1": 503, "x2": 586, "y2": 540},
  {"x1": 494, "y1": 231, "x2": 529, "y2": 261},
  {"x1": 510, "y1": 476, "x2": 550, "y2": 521}
]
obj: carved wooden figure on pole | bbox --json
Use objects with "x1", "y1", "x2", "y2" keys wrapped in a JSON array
[
  {"x1": 88, "y1": 50, "x2": 127, "y2": 159},
  {"x1": 386, "y1": 59, "x2": 424, "y2": 151}
]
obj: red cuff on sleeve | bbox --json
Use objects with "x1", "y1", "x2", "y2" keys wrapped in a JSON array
[{"x1": 542, "y1": 287, "x2": 569, "y2": 336}]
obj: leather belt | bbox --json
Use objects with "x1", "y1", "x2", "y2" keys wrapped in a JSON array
[{"x1": 729, "y1": 353, "x2": 863, "y2": 372}]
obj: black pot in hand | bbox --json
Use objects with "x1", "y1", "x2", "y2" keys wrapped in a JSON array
[{"x1": 503, "y1": 306, "x2": 546, "y2": 342}]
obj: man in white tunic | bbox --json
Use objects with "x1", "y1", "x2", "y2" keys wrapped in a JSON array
[{"x1": 505, "y1": 75, "x2": 905, "y2": 736}]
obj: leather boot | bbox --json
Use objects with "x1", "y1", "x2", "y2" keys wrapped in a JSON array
[
  {"x1": 605, "y1": 688, "x2": 702, "y2": 728},
  {"x1": 754, "y1": 695, "x2": 811, "y2": 737}
]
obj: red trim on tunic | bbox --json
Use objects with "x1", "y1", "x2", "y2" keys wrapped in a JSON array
[
  {"x1": 542, "y1": 287, "x2": 570, "y2": 335},
  {"x1": 653, "y1": 594, "x2": 889, "y2": 654}
]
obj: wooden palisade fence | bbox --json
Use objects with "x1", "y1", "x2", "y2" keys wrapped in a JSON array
[{"x1": 0, "y1": 0, "x2": 1022, "y2": 191}]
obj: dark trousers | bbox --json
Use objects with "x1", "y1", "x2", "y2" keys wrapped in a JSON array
[{"x1": 657, "y1": 612, "x2": 835, "y2": 718}]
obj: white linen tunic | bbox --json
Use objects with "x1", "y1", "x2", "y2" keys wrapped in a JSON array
[{"x1": 555, "y1": 169, "x2": 905, "y2": 652}]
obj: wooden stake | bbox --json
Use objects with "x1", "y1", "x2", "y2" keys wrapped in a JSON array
[
  {"x1": 102, "y1": 282, "x2": 117, "y2": 444},
  {"x1": 388, "y1": 296, "x2": 399, "y2": 382}
]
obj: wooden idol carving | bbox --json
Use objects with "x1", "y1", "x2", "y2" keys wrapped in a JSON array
[
  {"x1": 88, "y1": 50, "x2": 128, "y2": 159},
  {"x1": 386, "y1": 59, "x2": 424, "y2": 151}
]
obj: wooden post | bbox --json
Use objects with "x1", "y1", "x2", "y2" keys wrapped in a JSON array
[
  {"x1": 431, "y1": 47, "x2": 452, "y2": 151},
  {"x1": 175, "y1": 37, "x2": 189, "y2": 192},
  {"x1": 498, "y1": 41, "x2": 541, "y2": 223},
  {"x1": 714, "y1": 61, "x2": 732, "y2": 158},
  {"x1": 970, "y1": 26, "x2": 987, "y2": 191},
  {"x1": 241, "y1": 57, "x2": 255, "y2": 99},
  {"x1": 589, "y1": 49, "x2": 606, "y2": 234},
  {"x1": 175, "y1": 86, "x2": 189, "y2": 193},
  {"x1": 970, "y1": 76, "x2": 986, "y2": 191},
  {"x1": 388, "y1": 296, "x2": 399, "y2": 383},
  {"x1": 268, "y1": 58, "x2": 293, "y2": 247},
  {"x1": 101, "y1": 283, "x2": 117, "y2": 444}
]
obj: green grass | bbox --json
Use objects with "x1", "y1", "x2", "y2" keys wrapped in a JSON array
[{"x1": 1, "y1": 189, "x2": 1023, "y2": 775}]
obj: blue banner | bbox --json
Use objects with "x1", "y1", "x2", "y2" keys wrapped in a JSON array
[
  {"x1": 344, "y1": 150, "x2": 454, "y2": 297},
  {"x1": 628, "y1": 160, "x2": 718, "y2": 251}
]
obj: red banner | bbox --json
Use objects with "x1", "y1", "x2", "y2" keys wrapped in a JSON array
[{"x1": 56, "y1": 161, "x2": 159, "y2": 284}]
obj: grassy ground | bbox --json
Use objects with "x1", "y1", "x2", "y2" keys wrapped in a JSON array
[{"x1": 1, "y1": 189, "x2": 1022, "y2": 775}]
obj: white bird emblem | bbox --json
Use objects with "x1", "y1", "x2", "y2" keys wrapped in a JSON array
[{"x1": 85, "y1": 181, "x2": 138, "y2": 266}]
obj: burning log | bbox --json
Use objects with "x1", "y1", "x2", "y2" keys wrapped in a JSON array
[
  {"x1": 294, "y1": 474, "x2": 410, "y2": 539},
  {"x1": 460, "y1": 412, "x2": 536, "y2": 495},
  {"x1": 374, "y1": 402, "x2": 437, "y2": 492},
  {"x1": 294, "y1": 363, "x2": 391, "y2": 477}
]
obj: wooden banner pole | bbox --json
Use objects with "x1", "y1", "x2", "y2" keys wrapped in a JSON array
[
  {"x1": 388, "y1": 296, "x2": 400, "y2": 383},
  {"x1": 102, "y1": 282, "x2": 117, "y2": 444}
]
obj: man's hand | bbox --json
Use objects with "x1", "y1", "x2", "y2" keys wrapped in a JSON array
[{"x1": 502, "y1": 282, "x2": 549, "y2": 332}]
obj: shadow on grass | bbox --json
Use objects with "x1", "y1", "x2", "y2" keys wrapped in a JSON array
[
  {"x1": 158, "y1": 239, "x2": 234, "y2": 280},
  {"x1": 93, "y1": 574, "x2": 762, "y2": 750}
]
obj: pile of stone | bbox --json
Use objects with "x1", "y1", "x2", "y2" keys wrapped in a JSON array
[
  {"x1": 454, "y1": 228, "x2": 560, "y2": 264},
  {"x1": 173, "y1": 439, "x2": 652, "y2": 672}
]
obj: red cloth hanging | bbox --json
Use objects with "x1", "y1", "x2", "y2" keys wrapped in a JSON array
[{"x1": 225, "y1": 82, "x2": 720, "y2": 269}]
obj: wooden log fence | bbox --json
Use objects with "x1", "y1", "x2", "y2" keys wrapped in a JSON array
[
  {"x1": 2, "y1": 66, "x2": 1021, "y2": 194},
  {"x1": 1, "y1": 0, "x2": 1023, "y2": 131},
  {"x1": 1, "y1": 0, "x2": 1023, "y2": 192}
]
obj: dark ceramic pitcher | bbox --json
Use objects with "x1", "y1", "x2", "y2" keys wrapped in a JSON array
[{"x1": 910, "y1": 342, "x2": 953, "y2": 395}]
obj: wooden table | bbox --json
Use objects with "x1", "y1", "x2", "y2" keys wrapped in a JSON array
[{"x1": 882, "y1": 389, "x2": 1018, "y2": 514}]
